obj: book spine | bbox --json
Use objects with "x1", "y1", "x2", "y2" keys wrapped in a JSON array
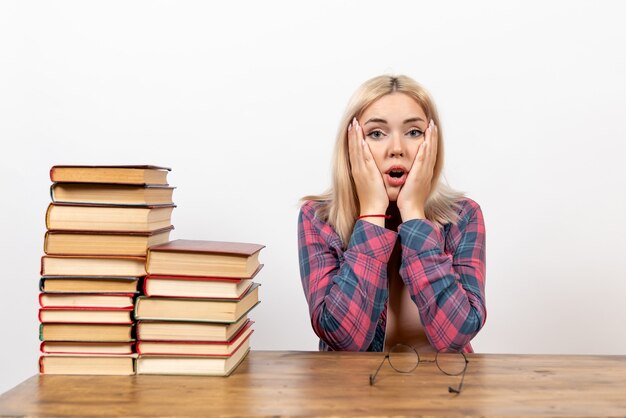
[
  {"x1": 40, "y1": 256, "x2": 46, "y2": 276},
  {"x1": 39, "y1": 323, "x2": 44, "y2": 341},
  {"x1": 45, "y1": 203, "x2": 53, "y2": 230},
  {"x1": 49, "y1": 166, "x2": 56, "y2": 182},
  {"x1": 142, "y1": 278, "x2": 150, "y2": 296},
  {"x1": 49, "y1": 183, "x2": 56, "y2": 202},
  {"x1": 39, "y1": 277, "x2": 45, "y2": 292},
  {"x1": 43, "y1": 231, "x2": 49, "y2": 254},
  {"x1": 38, "y1": 356, "x2": 45, "y2": 374}
]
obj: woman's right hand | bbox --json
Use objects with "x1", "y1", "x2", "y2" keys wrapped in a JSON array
[{"x1": 348, "y1": 117, "x2": 389, "y2": 217}]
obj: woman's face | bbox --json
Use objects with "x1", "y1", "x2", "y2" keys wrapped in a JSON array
[{"x1": 358, "y1": 92, "x2": 429, "y2": 202}]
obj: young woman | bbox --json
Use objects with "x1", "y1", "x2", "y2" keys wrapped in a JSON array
[{"x1": 298, "y1": 75, "x2": 486, "y2": 353}]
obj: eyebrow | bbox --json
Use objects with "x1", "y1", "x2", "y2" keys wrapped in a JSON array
[{"x1": 364, "y1": 117, "x2": 426, "y2": 125}]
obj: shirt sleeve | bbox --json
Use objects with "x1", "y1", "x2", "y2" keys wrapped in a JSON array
[
  {"x1": 397, "y1": 200, "x2": 487, "y2": 351},
  {"x1": 298, "y1": 202, "x2": 397, "y2": 351}
]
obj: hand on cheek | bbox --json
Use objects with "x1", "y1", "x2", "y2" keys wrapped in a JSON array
[
  {"x1": 348, "y1": 118, "x2": 389, "y2": 218},
  {"x1": 397, "y1": 120, "x2": 438, "y2": 221}
]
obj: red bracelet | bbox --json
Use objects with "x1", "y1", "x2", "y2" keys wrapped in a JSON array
[{"x1": 357, "y1": 214, "x2": 391, "y2": 220}]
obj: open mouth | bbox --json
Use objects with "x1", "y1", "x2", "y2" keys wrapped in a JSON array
[{"x1": 388, "y1": 169, "x2": 405, "y2": 178}]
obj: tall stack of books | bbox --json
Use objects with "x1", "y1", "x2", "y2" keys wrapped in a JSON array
[
  {"x1": 39, "y1": 165, "x2": 176, "y2": 375},
  {"x1": 134, "y1": 239, "x2": 264, "y2": 376}
]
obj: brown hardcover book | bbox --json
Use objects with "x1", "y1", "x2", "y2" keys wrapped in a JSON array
[
  {"x1": 50, "y1": 165, "x2": 170, "y2": 185},
  {"x1": 39, "y1": 323, "x2": 134, "y2": 342},
  {"x1": 147, "y1": 239, "x2": 265, "y2": 278},
  {"x1": 39, "y1": 276, "x2": 140, "y2": 293},
  {"x1": 40, "y1": 341, "x2": 135, "y2": 355},
  {"x1": 44, "y1": 226, "x2": 173, "y2": 256},
  {"x1": 137, "y1": 317, "x2": 250, "y2": 342},
  {"x1": 137, "y1": 316, "x2": 250, "y2": 342},
  {"x1": 39, "y1": 307, "x2": 133, "y2": 324},
  {"x1": 41, "y1": 255, "x2": 147, "y2": 277},
  {"x1": 136, "y1": 341, "x2": 250, "y2": 376},
  {"x1": 39, "y1": 293, "x2": 135, "y2": 309},
  {"x1": 50, "y1": 183, "x2": 175, "y2": 205},
  {"x1": 136, "y1": 322, "x2": 253, "y2": 356},
  {"x1": 135, "y1": 283, "x2": 260, "y2": 323},
  {"x1": 46, "y1": 203, "x2": 175, "y2": 233},
  {"x1": 39, "y1": 354, "x2": 136, "y2": 375}
]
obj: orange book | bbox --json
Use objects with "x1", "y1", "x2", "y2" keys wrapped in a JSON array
[
  {"x1": 41, "y1": 255, "x2": 147, "y2": 277},
  {"x1": 147, "y1": 239, "x2": 265, "y2": 278},
  {"x1": 50, "y1": 165, "x2": 170, "y2": 185},
  {"x1": 50, "y1": 183, "x2": 175, "y2": 205},
  {"x1": 135, "y1": 283, "x2": 260, "y2": 323},
  {"x1": 45, "y1": 203, "x2": 175, "y2": 233},
  {"x1": 44, "y1": 227, "x2": 173, "y2": 256},
  {"x1": 39, "y1": 354, "x2": 136, "y2": 375}
]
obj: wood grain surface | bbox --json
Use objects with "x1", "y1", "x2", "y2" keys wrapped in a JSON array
[{"x1": 1, "y1": 350, "x2": 625, "y2": 417}]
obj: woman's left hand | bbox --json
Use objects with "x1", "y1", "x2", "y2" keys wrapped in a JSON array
[{"x1": 397, "y1": 120, "x2": 438, "y2": 221}]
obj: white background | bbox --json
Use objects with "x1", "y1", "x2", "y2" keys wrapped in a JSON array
[{"x1": 1, "y1": 0, "x2": 625, "y2": 394}]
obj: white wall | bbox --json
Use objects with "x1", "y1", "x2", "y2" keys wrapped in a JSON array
[{"x1": 1, "y1": 0, "x2": 625, "y2": 394}]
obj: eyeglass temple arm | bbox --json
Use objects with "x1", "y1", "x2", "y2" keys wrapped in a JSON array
[
  {"x1": 448, "y1": 360, "x2": 468, "y2": 394},
  {"x1": 369, "y1": 354, "x2": 389, "y2": 386}
]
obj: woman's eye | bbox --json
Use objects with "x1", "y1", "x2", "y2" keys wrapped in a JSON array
[
  {"x1": 367, "y1": 130, "x2": 385, "y2": 140},
  {"x1": 407, "y1": 129, "x2": 424, "y2": 138}
]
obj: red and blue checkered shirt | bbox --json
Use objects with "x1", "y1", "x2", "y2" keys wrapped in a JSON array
[{"x1": 298, "y1": 197, "x2": 486, "y2": 352}]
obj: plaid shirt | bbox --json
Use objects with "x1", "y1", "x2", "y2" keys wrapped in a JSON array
[{"x1": 298, "y1": 197, "x2": 486, "y2": 352}]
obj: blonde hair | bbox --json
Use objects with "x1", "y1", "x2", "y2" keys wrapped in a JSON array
[{"x1": 303, "y1": 74, "x2": 464, "y2": 247}]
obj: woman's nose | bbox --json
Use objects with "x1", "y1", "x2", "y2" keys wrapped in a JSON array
[{"x1": 388, "y1": 134, "x2": 404, "y2": 157}]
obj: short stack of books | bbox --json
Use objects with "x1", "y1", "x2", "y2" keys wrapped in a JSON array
[
  {"x1": 39, "y1": 165, "x2": 176, "y2": 375},
  {"x1": 134, "y1": 239, "x2": 264, "y2": 376}
]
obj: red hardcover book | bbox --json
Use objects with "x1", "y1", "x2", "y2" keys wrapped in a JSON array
[
  {"x1": 39, "y1": 293, "x2": 135, "y2": 309},
  {"x1": 38, "y1": 306, "x2": 134, "y2": 324},
  {"x1": 40, "y1": 341, "x2": 135, "y2": 355},
  {"x1": 142, "y1": 265, "x2": 262, "y2": 298},
  {"x1": 136, "y1": 321, "x2": 253, "y2": 356}
]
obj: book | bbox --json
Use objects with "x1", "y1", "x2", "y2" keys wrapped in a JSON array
[
  {"x1": 39, "y1": 293, "x2": 135, "y2": 308},
  {"x1": 39, "y1": 276, "x2": 140, "y2": 293},
  {"x1": 44, "y1": 227, "x2": 173, "y2": 256},
  {"x1": 40, "y1": 323, "x2": 134, "y2": 342},
  {"x1": 147, "y1": 239, "x2": 265, "y2": 278},
  {"x1": 136, "y1": 322, "x2": 253, "y2": 356},
  {"x1": 135, "y1": 283, "x2": 260, "y2": 323},
  {"x1": 50, "y1": 183, "x2": 175, "y2": 206},
  {"x1": 39, "y1": 307, "x2": 133, "y2": 324},
  {"x1": 40, "y1": 341, "x2": 135, "y2": 355},
  {"x1": 50, "y1": 165, "x2": 170, "y2": 185},
  {"x1": 136, "y1": 341, "x2": 250, "y2": 376},
  {"x1": 137, "y1": 317, "x2": 251, "y2": 342},
  {"x1": 143, "y1": 274, "x2": 257, "y2": 299},
  {"x1": 46, "y1": 203, "x2": 175, "y2": 232},
  {"x1": 41, "y1": 255, "x2": 147, "y2": 277},
  {"x1": 39, "y1": 354, "x2": 136, "y2": 375}
]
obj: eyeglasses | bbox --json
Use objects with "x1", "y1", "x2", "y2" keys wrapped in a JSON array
[{"x1": 369, "y1": 343, "x2": 469, "y2": 394}]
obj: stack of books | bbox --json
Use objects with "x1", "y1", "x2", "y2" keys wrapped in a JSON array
[
  {"x1": 134, "y1": 239, "x2": 264, "y2": 376},
  {"x1": 39, "y1": 165, "x2": 176, "y2": 375}
]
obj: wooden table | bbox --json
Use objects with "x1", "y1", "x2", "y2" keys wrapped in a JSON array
[{"x1": 1, "y1": 351, "x2": 625, "y2": 417}]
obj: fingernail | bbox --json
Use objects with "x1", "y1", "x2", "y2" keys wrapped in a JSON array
[
  {"x1": 430, "y1": 119, "x2": 434, "y2": 127},
  {"x1": 348, "y1": 123, "x2": 352, "y2": 131}
]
